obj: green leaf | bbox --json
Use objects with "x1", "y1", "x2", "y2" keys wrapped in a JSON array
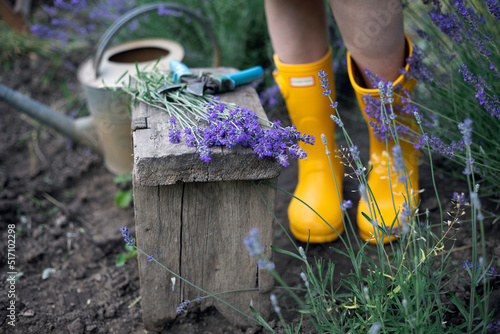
[
  {"x1": 270, "y1": 245, "x2": 304, "y2": 262},
  {"x1": 116, "y1": 253, "x2": 129, "y2": 267},
  {"x1": 448, "y1": 291, "x2": 469, "y2": 322},
  {"x1": 328, "y1": 246, "x2": 349, "y2": 257},
  {"x1": 115, "y1": 189, "x2": 133, "y2": 208},
  {"x1": 360, "y1": 211, "x2": 372, "y2": 223},
  {"x1": 249, "y1": 306, "x2": 275, "y2": 332}
]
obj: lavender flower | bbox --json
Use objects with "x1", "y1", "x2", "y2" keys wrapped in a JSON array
[
  {"x1": 462, "y1": 259, "x2": 498, "y2": 279},
  {"x1": 330, "y1": 115, "x2": 344, "y2": 127},
  {"x1": 398, "y1": 203, "x2": 411, "y2": 234},
  {"x1": 243, "y1": 228, "x2": 264, "y2": 257},
  {"x1": 168, "y1": 117, "x2": 181, "y2": 144},
  {"x1": 391, "y1": 145, "x2": 405, "y2": 176},
  {"x1": 270, "y1": 294, "x2": 281, "y2": 313},
  {"x1": 488, "y1": 320, "x2": 500, "y2": 333},
  {"x1": 319, "y1": 70, "x2": 332, "y2": 96},
  {"x1": 401, "y1": 46, "x2": 434, "y2": 82},
  {"x1": 368, "y1": 322, "x2": 382, "y2": 334},
  {"x1": 349, "y1": 145, "x2": 360, "y2": 161},
  {"x1": 452, "y1": 192, "x2": 468, "y2": 206},
  {"x1": 458, "y1": 65, "x2": 500, "y2": 118},
  {"x1": 244, "y1": 230, "x2": 276, "y2": 270},
  {"x1": 120, "y1": 226, "x2": 135, "y2": 246},
  {"x1": 174, "y1": 97, "x2": 314, "y2": 166},
  {"x1": 359, "y1": 184, "x2": 369, "y2": 203},
  {"x1": 147, "y1": 254, "x2": 154, "y2": 262},
  {"x1": 341, "y1": 200, "x2": 353, "y2": 211},
  {"x1": 470, "y1": 191, "x2": 485, "y2": 221},
  {"x1": 298, "y1": 246, "x2": 307, "y2": 261},
  {"x1": 300, "y1": 272, "x2": 310, "y2": 288},
  {"x1": 259, "y1": 85, "x2": 281, "y2": 108},
  {"x1": 485, "y1": 0, "x2": 500, "y2": 19},
  {"x1": 176, "y1": 299, "x2": 193, "y2": 314},
  {"x1": 257, "y1": 258, "x2": 276, "y2": 271},
  {"x1": 457, "y1": 118, "x2": 477, "y2": 175},
  {"x1": 32, "y1": 0, "x2": 136, "y2": 46}
]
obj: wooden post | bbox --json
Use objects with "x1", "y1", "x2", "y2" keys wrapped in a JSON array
[{"x1": 132, "y1": 68, "x2": 280, "y2": 332}]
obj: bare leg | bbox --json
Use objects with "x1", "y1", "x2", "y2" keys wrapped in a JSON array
[
  {"x1": 265, "y1": 0, "x2": 329, "y2": 64},
  {"x1": 329, "y1": 0, "x2": 405, "y2": 86}
]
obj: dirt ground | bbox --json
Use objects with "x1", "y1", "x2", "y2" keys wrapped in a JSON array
[{"x1": 1, "y1": 46, "x2": 499, "y2": 334}]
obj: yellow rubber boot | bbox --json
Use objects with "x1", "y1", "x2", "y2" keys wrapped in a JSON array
[
  {"x1": 347, "y1": 35, "x2": 419, "y2": 244},
  {"x1": 273, "y1": 48, "x2": 344, "y2": 243}
]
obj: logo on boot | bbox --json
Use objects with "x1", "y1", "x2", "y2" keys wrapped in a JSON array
[{"x1": 289, "y1": 76, "x2": 315, "y2": 87}]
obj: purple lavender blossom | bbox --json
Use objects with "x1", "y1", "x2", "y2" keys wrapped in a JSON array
[
  {"x1": 391, "y1": 145, "x2": 404, "y2": 173},
  {"x1": 120, "y1": 226, "x2": 135, "y2": 246},
  {"x1": 32, "y1": 0, "x2": 136, "y2": 46},
  {"x1": 259, "y1": 85, "x2": 281, "y2": 108},
  {"x1": 349, "y1": 145, "x2": 360, "y2": 160},
  {"x1": 462, "y1": 259, "x2": 497, "y2": 279},
  {"x1": 244, "y1": 229, "x2": 275, "y2": 271},
  {"x1": 401, "y1": 46, "x2": 434, "y2": 82},
  {"x1": 243, "y1": 228, "x2": 265, "y2": 257},
  {"x1": 489, "y1": 320, "x2": 500, "y2": 334},
  {"x1": 147, "y1": 254, "x2": 154, "y2": 262},
  {"x1": 319, "y1": 70, "x2": 332, "y2": 96},
  {"x1": 168, "y1": 117, "x2": 181, "y2": 144},
  {"x1": 157, "y1": 6, "x2": 183, "y2": 17},
  {"x1": 458, "y1": 65, "x2": 500, "y2": 118},
  {"x1": 452, "y1": 192, "x2": 468, "y2": 206},
  {"x1": 341, "y1": 200, "x2": 353, "y2": 211},
  {"x1": 270, "y1": 294, "x2": 281, "y2": 313},
  {"x1": 458, "y1": 117, "x2": 474, "y2": 146},
  {"x1": 485, "y1": 0, "x2": 500, "y2": 19},
  {"x1": 179, "y1": 97, "x2": 313, "y2": 166}
]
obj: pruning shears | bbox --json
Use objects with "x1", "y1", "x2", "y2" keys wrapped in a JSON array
[{"x1": 158, "y1": 59, "x2": 264, "y2": 96}]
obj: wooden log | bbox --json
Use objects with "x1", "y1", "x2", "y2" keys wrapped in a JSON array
[{"x1": 132, "y1": 68, "x2": 279, "y2": 331}]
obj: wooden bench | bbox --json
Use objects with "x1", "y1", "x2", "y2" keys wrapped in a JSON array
[{"x1": 131, "y1": 68, "x2": 280, "y2": 331}]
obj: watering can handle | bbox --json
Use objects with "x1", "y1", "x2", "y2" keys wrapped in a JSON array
[{"x1": 93, "y1": 2, "x2": 221, "y2": 79}]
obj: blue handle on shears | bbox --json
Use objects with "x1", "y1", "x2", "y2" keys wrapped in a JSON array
[
  {"x1": 169, "y1": 59, "x2": 194, "y2": 83},
  {"x1": 221, "y1": 66, "x2": 263, "y2": 87}
]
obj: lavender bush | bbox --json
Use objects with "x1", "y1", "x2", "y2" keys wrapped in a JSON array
[{"x1": 403, "y1": 0, "x2": 500, "y2": 200}]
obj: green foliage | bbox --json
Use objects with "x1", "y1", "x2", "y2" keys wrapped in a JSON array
[
  {"x1": 114, "y1": 173, "x2": 133, "y2": 208},
  {"x1": 116, "y1": 245, "x2": 137, "y2": 267},
  {"x1": 131, "y1": 0, "x2": 271, "y2": 70},
  {"x1": 0, "y1": 22, "x2": 57, "y2": 67}
]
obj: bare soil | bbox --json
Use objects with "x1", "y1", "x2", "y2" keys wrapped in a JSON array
[{"x1": 0, "y1": 44, "x2": 499, "y2": 334}]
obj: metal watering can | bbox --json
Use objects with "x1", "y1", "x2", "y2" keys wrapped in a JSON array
[{"x1": 0, "y1": 3, "x2": 220, "y2": 175}]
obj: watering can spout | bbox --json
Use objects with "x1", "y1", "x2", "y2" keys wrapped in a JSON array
[{"x1": 0, "y1": 82, "x2": 102, "y2": 154}]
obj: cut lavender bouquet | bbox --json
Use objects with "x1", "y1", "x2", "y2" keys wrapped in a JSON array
[{"x1": 120, "y1": 65, "x2": 314, "y2": 167}]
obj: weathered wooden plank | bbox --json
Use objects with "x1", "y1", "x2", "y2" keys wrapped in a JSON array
[
  {"x1": 132, "y1": 69, "x2": 282, "y2": 186},
  {"x1": 133, "y1": 178, "x2": 183, "y2": 332},
  {"x1": 179, "y1": 179, "x2": 274, "y2": 327}
]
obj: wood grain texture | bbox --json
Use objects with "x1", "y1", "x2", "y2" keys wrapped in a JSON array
[
  {"x1": 180, "y1": 179, "x2": 275, "y2": 326},
  {"x1": 133, "y1": 180, "x2": 183, "y2": 332}
]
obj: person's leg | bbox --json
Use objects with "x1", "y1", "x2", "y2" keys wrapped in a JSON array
[
  {"x1": 266, "y1": 0, "x2": 344, "y2": 243},
  {"x1": 329, "y1": 0, "x2": 405, "y2": 85},
  {"x1": 330, "y1": 0, "x2": 419, "y2": 243},
  {"x1": 265, "y1": 0, "x2": 329, "y2": 64}
]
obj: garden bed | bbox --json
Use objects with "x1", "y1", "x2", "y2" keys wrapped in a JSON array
[{"x1": 1, "y1": 36, "x2": 499, "y2": 334}]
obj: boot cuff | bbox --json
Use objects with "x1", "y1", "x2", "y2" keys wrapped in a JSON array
[
  {"x1": 273, "y1": 47, "x2": 333, "y2": 74},
  {"x1": 347, "y1": 34, "x2": 415, "y2": 95}
]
